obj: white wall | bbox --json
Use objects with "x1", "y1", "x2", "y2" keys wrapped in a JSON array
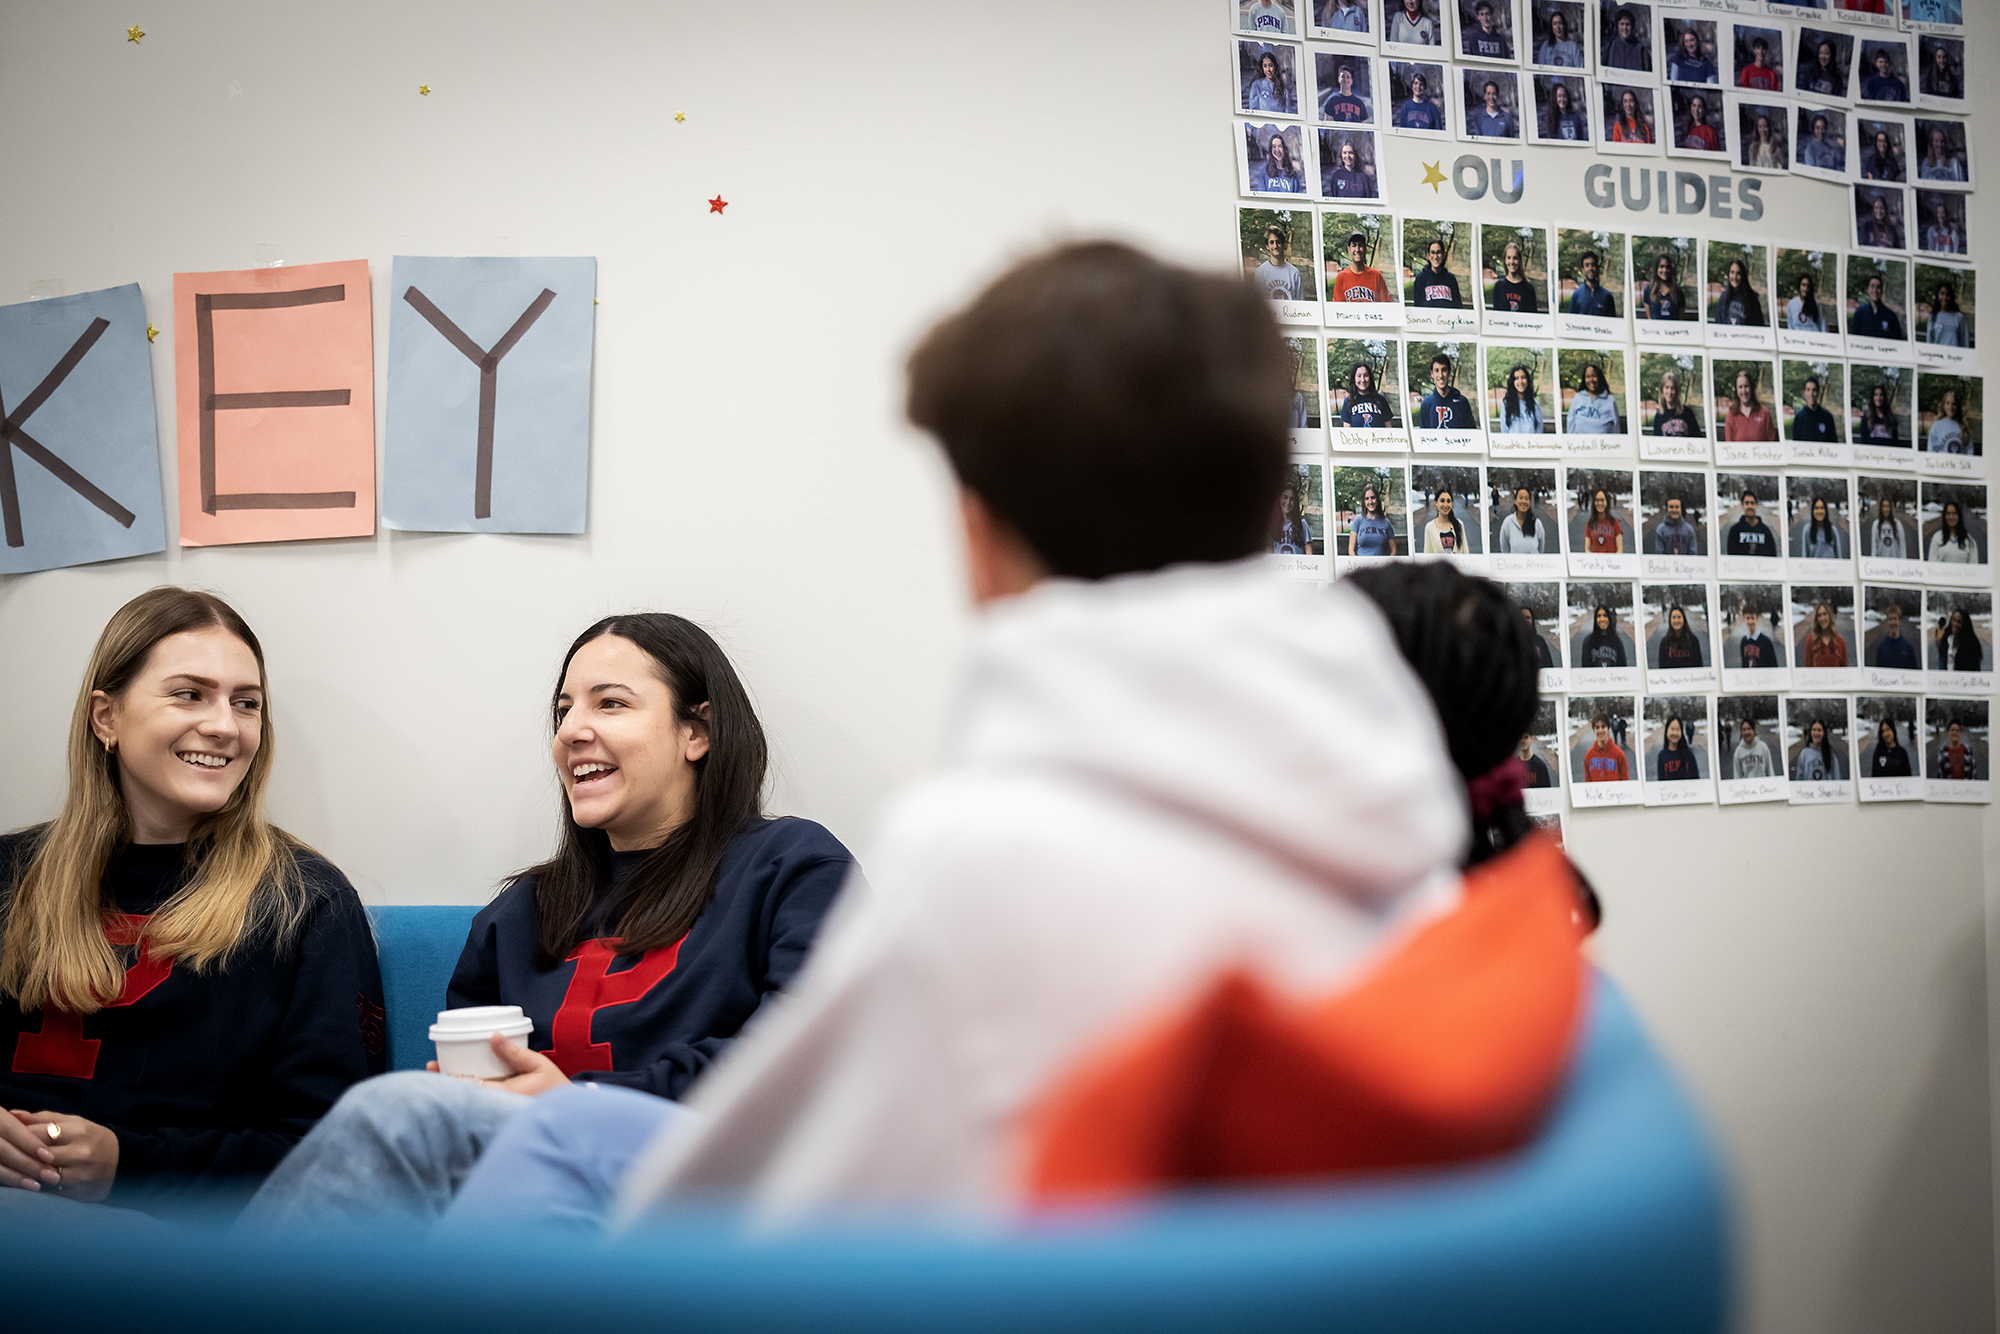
[{"x1": 0, "y1": 3, "x2": 1991, "y2": 1329}]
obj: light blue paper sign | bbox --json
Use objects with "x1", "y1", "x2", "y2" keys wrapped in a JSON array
[
  {"x1": 0, "y1": 283, "x2": 166, "y2": 574},
  {"x1": 384, "y1": 256, "x2": 596, "y2": 534}
]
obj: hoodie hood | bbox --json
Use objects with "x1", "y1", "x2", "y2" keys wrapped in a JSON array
[{"x1": 944, "y1": 559, "x2": 1468, "y2": 908}]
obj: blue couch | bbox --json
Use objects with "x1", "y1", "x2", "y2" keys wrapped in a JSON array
[{"x1": 7, "y1": 905, "x2": 1731, "y2": 1332}]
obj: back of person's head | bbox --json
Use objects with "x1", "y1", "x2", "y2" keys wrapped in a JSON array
[
  {"x1": 905, "y1": 241, "x2": 1291, "y2": 580},
  {"x1": 1343, "y1": 564, "x2": 1541, "y2": 866}
]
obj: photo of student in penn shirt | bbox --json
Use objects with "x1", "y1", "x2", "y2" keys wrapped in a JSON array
[
  {"x1": 1576, "y1": 605, "x2": 1630, "y2": 669},
  {"x1": 1391, "y1": 66, "x2": 1448, "y2": 130},
  {"x1": 1649, "y1": 603, "x2": 1708, "y2": 670},
  {"x1": 1785, "y1": 274, "x2": 1832, "y2": 335},
  {"x1": 1729, "y1": 716, "x2": 1776, "y2": 780},
  {"x1": 1725, "y1": 487, "x2": 1780, "y2": 558},
  {"x1": 1416, "y1": 487, "x2": 1470, "y2": 554},
  {"x1": 1417, "y1": 351, "x2": 1476, "y2": 429},
  {"x1": 1731, "y1": 599, "x2": 1783, "y2": 670},
  {"x1": 0, "y1": 588, "x2": 384, "y2": 1217},
  {"x1": 1734, "y1": 30, "x2": 1782, "y2": 94},
  {"x1": 1457, "y1": 0, "x2": 1513, "y2": 61},
  {"x1": 1581, "y1": 713, "x2": 1632, "y2": 782},
  {"x1": 1316, "y1": 57, "x2": 1372, "y2": 123},
  {"x1": 1651, "y1": 714, "x2": 1703, "y2": 782},
  {"x1": 1646, "y1": 367, "x2": 1702, "y2": 438},
  {"x1": 1328, "y1": 229, "x2": 1391, "y2": 300},
  {"x1": 238, "y1": 614, "x2": 853, "y2": 1231},
  {"x1": 1565, "y1": 251, "x2": 1616, "y2": 318},
  {"x1": 1488, "y1": 240, "x2": 1540, "y2": 314},
  {"x1": 1409, "y1": 236, "x2": 1465, "y2": 307},
  {"x1": 1338, "y1": 358, "x2": 1396, "y2": 428}
]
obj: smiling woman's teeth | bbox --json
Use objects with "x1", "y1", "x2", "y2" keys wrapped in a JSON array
[
  {"x1": 573, "y1": 763, "x2": 613, "y2": 782},
  {"x1": 177, "y1": 753, "x2": 229, "y2": 768}
]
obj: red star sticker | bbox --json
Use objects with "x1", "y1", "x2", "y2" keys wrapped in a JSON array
[{"x1": 708, "y1": 195, "x2": 728, "y2": 214}]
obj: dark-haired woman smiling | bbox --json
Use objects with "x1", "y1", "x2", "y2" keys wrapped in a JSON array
[{"x1": 240, "y1": 614, "x2": 853, "y2": 1229}]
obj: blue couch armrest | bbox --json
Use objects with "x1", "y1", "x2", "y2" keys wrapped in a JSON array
[{"x1": 367, "y1": 905, "x2": 483, "y2": 1071}]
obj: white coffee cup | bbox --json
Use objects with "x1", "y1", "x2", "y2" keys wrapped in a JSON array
[{"x1": 429, "y1": 1005, "x2": 536, "y2": 1079}]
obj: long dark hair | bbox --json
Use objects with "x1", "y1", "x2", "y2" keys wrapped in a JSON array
[
  {"x1": 1511, "y1": 486, "x2": 1537, "y2": 542},
  {"x1": 1585, "y1": 603, "x2": 1620, "y2": 652},
  {"x1": 1938, "y1": 500, "x2": 1969, "y2": 549},
  {"x1": 527, "y1": 615, "x2": 768, "y2": 968},
  {"x1": 1806, "y1": 718, "x2": 1834, "y2": 773},
  {"x1": 1661, "y1": 714, "x2": 1689, "y2": 754},
  {"x1": 1662, "y1": 603, "x2": 1698, "y2": 655},
  {"x1": 1807, "y1": 496, "x2": 1836, "y2": 550},
  {"x1": 1947, "y1": 608, "x2": 1984, "y2": 670},
  {"x1": 1502, "y1": 364, "x2": 1535, "y2": 424}
]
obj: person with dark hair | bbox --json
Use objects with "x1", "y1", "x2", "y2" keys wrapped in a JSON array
[
  {"x1": 1928, "y1": 499, "x2": 1976, "y2": 564},
  {"x1": 1934, "y1": 721, "x2": 1981, "y2": 781},
  {"x1": 1657, "y1": 605, "x2": 1704, "y2": 668},
  {"x1": 1330, "y1": 231, "x2": 1391, "y2": 300},
  {"x1": 1245, "y1": 49, "x2": 1292, "y2": 115},
  {"x1": 1862, "y1": 47, "x2": 1908, "y2": 104},
  {"x1": 1325, "y1": 139, "x2": 1379, "y2": 199},
  {"x1": 1412, "y1": 237, "x2": 1464, "y2": 307},
  {"x1": 1867, "y1": 493, "x2": 1909, "y2": 560},
  {"x1": 1923, "y1": 197, "x2": 1965, "y2": 258},
  {"x1": 1928, "y1": 282, "x2": 1966, "y2": 348},
  {"x1": 1655, "y1": 716, "x2": 1700, "y2": 782},
  {"x1": 1873, "y1": 602, "x2": 1920, "y2": 669},
  {"x1": 1543, "y1": 78, "x2": 1589, "y2": 140},
  {"x1": 1936, "y1": 607, "x2": 1984, "y2": 672},
  {"x1": 1519, "y1": 733, "x2": 1553, "y2": 788},
  {"x1": 1681, "y1": 94, "x2": 1720, "y2": 153},
  {"x1": 1420, "y1": 487, "x2": 1467, "y2": 553},
  {"x1": 1250, "y1": 129, "x2": 1306, "y2": 193},
  {"x1": 1738, "y1": 38, "x2": 1780, "y2": 93},
  {"x1": 1861, "y1": 194, "x2": 1904, "y2": 251},
  {"x1": 1850, "y1": 274, "x2": 1904, "y2": 341},
  {"x1": 1583, "y1": 715, "x2": 1630, "y2": 781},
  {"x1": 1582, "y1": 488, "x2": 1623, "y2": 554},
  {"x1": 1860, "y1": 382, "x2": 1901, "y2": 449},
  {"x1": 1642, "y1": 252, "x2": 1685, "y2": 322},
  {"x1": 1418, "y1": 352, "x2": 1475, "y2": 429},
  {"x1": 1871, "y1": 719, "x2": 1913, "y2": 778},
  {"x1": 1652, "y1": 496, "x2": 1698, "y2": 555},
  {"x1": 1648, "y1": 369, "x2": 1701, "y2": 437},
  {"x1": 1922, "y1": 41, "x2": 1961, "y2": 100},
  {"x1": 1252, "y1": 225, "x2": 1306, "y2": 303},
  {"x1": 1730, "y1": 718, "x2": 1774, "y2": 779},
  {"x1": 1799, "y1": 114, "x2": 1842, "y2": 172},
  {"x1": 1725, "y1": 489, "x2": 1777, "y2": 557},
  {"x1": 1567, "y1": 251, "x2": 1615, "y2": 317},
  {"x1": 1581, "y1": 604, "x2": 1627, "y2": 668},
  {"x1": 1799, "y1": 495, "x2": 1845, "y2": 559},
  {"x1": 1498, "y1": 486, "x2": 1547, "y2": 553},
  {"x1": 1319, "y1": 61, "x2": 1369, "y2": 121},
  {"x1": 1800, "y1": 39, "x2": 1843, "y2": 99},
  {"x1": 1791, "y1": 718, "x2": 1843, "y2": 782},
  {"x1": 1668, "y1": 26, "x2": 1715, "y2": 85},
  {"x1": 1388, "y1": 0, "x2": 1440, "y2": 46},
  {"x1": 1463, "y1": 0, "x2": 1513, "y2": 60},
  {"x1": 1521, "y1": 604, "x2": 1556, "y2": 667},
  {"x1": 1791, "y1": 376, "x2": 1838, "y2": 443},
  {"x1": 1341, "y1": 360, "x2": 1394, "y2": 428},
  {"x1": 1736, "y1": 603, "x2": 1779, "y2": 670},
  {"x1": 1272, "y1": 477, "x2": 1318, "y2": 553},
  {"x1": 1566, "y1": 362, "x2": 1619, "y2": 433},
  {"x1": 1609, "y1": 87, "x2": 1652, "y2": 143},
  {"x1": 1393, "y1": 69, "x2": 1446, "y2": 129},
  {"x1": 1537, "y1": 9, "x2": 1582, "y2": 68},
  {"x1": 1469, "y1": 78, "x2": 1519, "y2": 138},
  {"x1": 1786, "y1": 274, "x2": 1827, "y2": 333},
  {"x1": 238, "y1": 613, "x2": 855, "y2": 1229},
  {"x1": 1500, "y1": 363, "x2": 1545, "y2": 434},
  {"x1": 1603, "y1": 7, "x2": 1646, "y2": 71},
  {"x1": 1862, "y1": 128, "x2": 1903, "y2": 184},
  {"x1": 1712, "y1": 260, "x2": 1766, "y2": 327}
]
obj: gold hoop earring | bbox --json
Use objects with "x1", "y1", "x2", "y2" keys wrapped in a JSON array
[{"x1": 103, "y1": 738, "x2": 116, "y2": 755}]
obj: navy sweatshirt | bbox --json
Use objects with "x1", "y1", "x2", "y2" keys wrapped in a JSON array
[
  {"x1": 447, "y1": 816, "x2": 852, "y2": 1101},
  {"x1": 0, "y1": 831, "x2": 386, "y2": 1213}
]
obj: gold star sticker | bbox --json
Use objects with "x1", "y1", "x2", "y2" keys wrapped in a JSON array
[
  {"x1": 419, "y1": 84, "x2": 431, "y2": 96},
  {"x1": 126, "y1": 25, "x2": 144, "y2": 43},
  {"x1": 145, "y1": 323, "x2": 159, "y2": 343},
  {"x1": 1420, "y1": 160, "x2": 1447, "y2": 192},
  {"x1": 675, "y1": 112, "x2": 685, "y2": 123}
]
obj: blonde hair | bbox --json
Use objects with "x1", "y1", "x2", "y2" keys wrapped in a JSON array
[{"x1": 1, "y1": 588, "x2": 308, "y2": 1014}]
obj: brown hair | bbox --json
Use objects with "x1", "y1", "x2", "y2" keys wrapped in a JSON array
[
  {"x1": 1, "y1": 588, "x2": 308, "y2": 1013},
  {"x1": 905, "y1": 241, "x2": 1291, "y2": 579}
]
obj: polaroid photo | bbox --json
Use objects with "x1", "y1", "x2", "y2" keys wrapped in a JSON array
[
  {"x1": 1566, "y1": 579, "x2": 1640, "y2": 690},
  {"x1": 1239, "y1": 205, "x2": 1320, "y2": 327},
  {"x1": 1788, "y1": 581, "x2": 1861, "y2": 689},
  {"x1": 1527, "y1": 810, "x2": 1567, "y2": 846},
  {"x1": 1521, "y1": 696, "x2": 1565, "y2": 815},
  {"x1": 1862, "y1": 584, "x2": 1927, "y2": 691},
  {"x1": 1317, "y1": 128, "x2": 1385, "y2": 203},
  {"x1": 1773, "y1": 249, "x2": 1842, "y2": 359},
  {"x1": 1237, "y1": 39, "x2": 1306, "y2": 119},
  {"x1": 1636, "y1": 350, "x2": 1710, "y2": 463},
  {"x1": 1902, "y1": 0, "x2": 1964, "y2": 37},
  {"x1": 1922, "y1": 696, "x2": 1990, "y2": 803},
  {"x1": 1567, "y1": 693, "x2": 1642, "y2": 806},
  {"x1": 1483, "y1": 343, "x2": 1561, "y2": 454},
  {"x1": 1638, "y1": 467, "x2": 1710, "y2": 580},
  {"x1": 1914, "y1": 263, "x2": 1974, "y2": 372},
  {"x1": 1285, "y1": 334, "x2": 1325, "y2": 450},
  {"x1": 1729, "y1": 96, "x2": 1791, "y2": 175},
  {"x1": 1856, "y1": 693, "x2": 1924, "y2": 801},
  {"x1": 1598, "y1": 80, "x2": 1661, "y2": 155},
  {"x1": 1525, "y1": 0, "x2": 1588, "y2": 71},
  {"x1": 1237, "y1": 120, "x2": 1314, "y2": 199},
  {"x1": 1844, "y1": 253, "x2": 1911, "y2": 361},
  {"x1": 1492, "y1": 469, "x2": 1565, "y2": 577},
  {"x1": 1631, "y1": 233, "x2": 1702, "y2": 345},
  {"x1": 1270, "y1": 459, "x2": 1330, "y2": 580},
  {"x1": 1563, "y1": 465, "x2": 1639, "y2": 578},
  {"x1": 1716, "y1": 693, "x2": 1788, "y2": 803},
  {"x1": 1660, "y1": 14, "x2": 1721, "y2": 88},
  {"x1": 1308, "y1": 0, "x2": 1379, "y2": 42},
  {"x1": 1767, "y1": 0, "x2": 1838, "y2": 16},
  {"x1": 1410, "y1": 462, "x2": 1488, "y2": 567},
  {"x1": 1783, "y1": 696, "x2": 1855, "y2": 803},
  {"x1": 1716, "y1": 471, "x2": 1784, "y2": 579},
  {"x1": 1853, "y1": 113, "x2": 1909, "y2": 187},
  {"x1": 1331, "y1": 463, "x2": 1411, "y2": 570},
  {"x1": 1556, "y1": 346, "x2": 1634, "y2": 459},
  {"x1": 1785, "y1": 472, "x2": 1857, "y2": 581},
  {"x1": 1528, "y1": 74, "x2": 1595, "y2": 146},
  {"x1": 1915, "y1": 372, "x2": 1981, "y2": 478},
  {"x1": 1918, "y1": 478, "x2": 1989, "y2": 586},
  {"x1": 1911, "y1": 119, "x2": 1971, "y2": 192},
  {"x1": 1312, "y1": 48, "x2": 1381, "y2": 127},
  {"x1": 1643, "y1": 583, "x2": 1719, "y2": 691},
  {"x1": 1405, "y1": 338, "x2": 1486, "y2": 452},
  {"x1": 1478, "y1": 222, "x2": 1553, "y2": 337},
  {"x1": 1711, "y1": 356, "x2": 1784, "y2": 469},
  {"x1": 1554, "y1": 227, "x2": 1626, "y2": 341},
  {"x1": 1640, "y1": 693, "x2": 1717, "y2": 805},
  {"x1": 1667, "y1": 88, "x2": 1732, "y2": 163},
  {"x1": 1703, "y1": 240, "x2": 1774, "y2": 351},
  {"x1": 1912, "y1": 190, "x2": 1968, "y2": 262},
  {"x1": 1384, "y1": 61, "x2": 1453, "y2": 138},
  {"x1": 1924, "y1": 588, "x2": 1993, "y2": 696},
  {"x1": 1828, "y1": 0, "x2": 1898, "y2": 32},
  {"x1": 1857, "y1": 474, "x2": 1926, "y2": 582},
  {"x1": 1792, "y1": 105, "x2": 1851, "y2": 184},
  {"x1": 1914, "y1": 34, "x2": 1967, "y2": 114},
  {"x1": 1454, "y1": 0, "x2": 1522, "y2": 63},
  {"x1": 1855, "y1": 34, "x2": 1913, "y2": 107},
  {"x1": 1850, "y1": 362, "x2": 1916, "y2": 472},
  {"x1": 1383, "y1": 0, "x2": 1449, "y2": 55},
  {"x1": 1240, "y1": 0, "x2": 1302, "y2": 36},
  {"x1": 1508, "y1": 578, "x2": 1568, "y2": 692},
  {"x1": 1399, "y1": 218, "x2": 1479, "y2": 332},
  {"x1": 1851, "y1": 184, "x2": 1910, "y2": 255},
  {"x1": 1718, "y1": 582, "x2": 1791, "y2": 691},
  {"x1": 1327, "y1": 336, "x2": 1412, "y2": 450},
  {"x1": 1727, "y1": 21, "x2": 1785, "y2": 96},
  {"x1": 1794, "y1": 27, "x2": 1855, "y2": 104},
  {"x1": 1598, "y1": 2, "x2": 1653, "y2": 76},
  {"x1": 1781, "y1": 359, "x2": 1849, "y2": 468},
  {"x1": 1459, "y1": 68, "x2": 1527, "y2": 144},
  {"x1": 1320, "y1": 209, "x2": 1399, "y2": 324}
]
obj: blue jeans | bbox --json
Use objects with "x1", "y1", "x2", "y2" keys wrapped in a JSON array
[{"x1": 236, "y1": 1071, "x2": 687, "y2": 1236}]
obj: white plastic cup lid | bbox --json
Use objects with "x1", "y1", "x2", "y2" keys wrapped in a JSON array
[{"x1": 430, "y1": 1005, "x2": 535, "y2": 1040}]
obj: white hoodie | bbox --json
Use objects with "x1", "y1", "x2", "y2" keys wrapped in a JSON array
[{"x1": 614, "y1": 559, "x2": 1468, "y2": 1226}]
